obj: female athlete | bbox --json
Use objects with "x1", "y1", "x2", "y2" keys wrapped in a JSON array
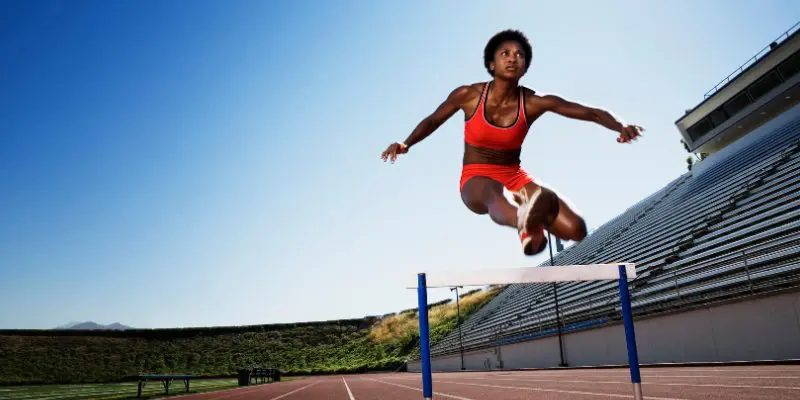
[{"x1": 381, "y1": 29, "x2": 643, "y2": 255}]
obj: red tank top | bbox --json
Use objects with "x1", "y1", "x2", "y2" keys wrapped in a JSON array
[{"x1": 464, "y1": 82, "x2": 530, "y2": 150}]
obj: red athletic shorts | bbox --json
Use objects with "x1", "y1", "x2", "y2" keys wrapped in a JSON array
[{"x1": 459, "y1": 163, "x2": 533, "y2": 193}]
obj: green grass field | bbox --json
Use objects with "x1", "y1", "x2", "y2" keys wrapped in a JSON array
[
  {"x1": 0, "y1": 378, "x2": 241, "y2": 400},
  {"x1": 0, "y1": 286, "x2": 501, "y2": 398}
]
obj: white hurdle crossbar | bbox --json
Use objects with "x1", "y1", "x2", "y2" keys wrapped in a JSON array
[{"x1": 409, "y1": 263, "x2": 642, "y2": 400}]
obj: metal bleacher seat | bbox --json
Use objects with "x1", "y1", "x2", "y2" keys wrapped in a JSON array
[{"x1": 430, "y1": 112, "x2": 800, "y2": 358}]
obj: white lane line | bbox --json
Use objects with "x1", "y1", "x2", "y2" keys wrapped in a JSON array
[
  {"x1": 516, "y1": 368, "x2": 800, "y2": 374},
  {"x1": 206, "y1": 384, "x2": 285, "y2": 400},
  {"x1": 269, "y1": 381, "x2": 320, "y2": 400},
  {"x1": 458, "y1": 375, "x2": 800, "y2": 391},
  {"x1": 487, "y1": 371, "x2": 800, "y2": 379},
  {"x1": 642, "y1": 368, "x2": 800, "y2": 372},
  {"x1": 342, "y1": 377, "x2": 356, "y2": 400},
  {"x1": 635, "y1": 375, "x2": 800, "y2": 379},
  {"x1": 436, "y1": 380, "x2": 688, "y2": 400},
  {"x1": 365, "y1": 378, "x2": 474, "y2": 400}
]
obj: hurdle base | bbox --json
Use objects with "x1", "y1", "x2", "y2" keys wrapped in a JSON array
[{"x1": 633, "y1": 383, "x2": 643, "y2": 400}]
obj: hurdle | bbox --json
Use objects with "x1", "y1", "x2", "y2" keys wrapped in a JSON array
[{"x1": 408, "y1": 263, "x2": 642, "y2": 400}]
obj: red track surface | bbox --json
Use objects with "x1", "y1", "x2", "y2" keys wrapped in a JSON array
[{"x1": 171, "y1": 365, "x2": 800, "y2": 400}]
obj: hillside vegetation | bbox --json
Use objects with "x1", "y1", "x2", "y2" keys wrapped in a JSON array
[{"x1": 0, "y1": 286, "x2": 502, "y2": 385}]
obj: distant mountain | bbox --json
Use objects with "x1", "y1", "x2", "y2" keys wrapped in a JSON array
[
  {"x1": 54, "y1": 321, "x2": 132, "y2": 330},
  {"x1": 54, "y1": 321, "x2": 82, "y2": 330}
]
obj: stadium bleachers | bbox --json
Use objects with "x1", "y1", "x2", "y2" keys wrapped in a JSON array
[{"x1": 430, "y1": 109, "x2": 800, "y2": 358}]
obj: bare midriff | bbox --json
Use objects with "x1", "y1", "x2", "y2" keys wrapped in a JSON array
[{"x1": 463, "y1": 142, "x2": 522, "y2": 165}]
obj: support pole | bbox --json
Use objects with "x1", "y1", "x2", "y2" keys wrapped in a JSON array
[
  {"x1": 548, "y1": 232, "x2": 567, "y2": 367},
  {"x1": 618, "y1": 265, "x2": 643, "y2": 400},
  {"x1": 417, "y1": 273, "x2": 433, "y2": 400},
  {"x1": 451, "y1": 286, "x2": 465, "y2": 370},
  {"x1": 553, "y1": 282, "x2": 567, "y2": 366}
]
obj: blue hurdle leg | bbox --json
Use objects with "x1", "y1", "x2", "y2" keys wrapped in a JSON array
[
  {"x1": 418, "y1": 273, "x2": 433, "y2": 399},
  {"x1": 618, "y1": 265, "x2": 643, "y2": 400}
]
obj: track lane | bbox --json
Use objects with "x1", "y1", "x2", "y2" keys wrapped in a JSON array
[
  {"x1": 340, "y1": 376, "x2": 420, "y2": 400},
  {"x1": 440, "y1": 375, "x2": 796, "y2": 400},
  {"x1": 361, "y1": 377, "x2": 476, "y2": 400},
  {"x1": 379, "y1": 374, "x2": 677, "y2": 400},
  {"x1": 388, "y1": 369, "x2": 800, "y2": 400},
  {"x1": 164, "y1": 377, "x2": 316, "y2": 400},
  {"x1": 342, "y1": 377, "x2": 356, "y2": 400},
  {"x1": 268, "y1": 379, "x2": 343, "y2": 400},
  {"x1": 164, "y1": 365, "x2": 800, "y2": 400}
]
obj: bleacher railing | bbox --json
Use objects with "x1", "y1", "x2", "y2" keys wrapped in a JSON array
[{"x1": 703, "y1": 20, "x2": 800, "y2": 99}]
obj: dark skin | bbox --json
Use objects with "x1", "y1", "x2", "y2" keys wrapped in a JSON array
[{"x1": 381, "y1": 40, "x2": 644, "y2": 250}]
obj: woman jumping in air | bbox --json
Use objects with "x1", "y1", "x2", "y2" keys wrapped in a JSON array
[{"x1": 381, "y1": 29, "x2": 643, "y2": 255}]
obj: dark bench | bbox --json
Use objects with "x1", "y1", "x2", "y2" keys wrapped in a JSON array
[
  {"x1": 250, "y1": 367, "x2": 280, "y2": 384},
  {"x1": 237, "y1": 367, "x2": 281, "y2": 386},
  {"x1": 250, "y1": 367, "x2": 269, "y2": 384},
  {"x1": 137, "y1": 374, "x2": 192, "y2": 398}
]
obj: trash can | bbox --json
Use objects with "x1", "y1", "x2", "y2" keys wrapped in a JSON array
[
  {"x1": 237, "y1": 369, "x2": 251, "y2": 386},
  {"x1": 273, "y1": 369, "x2": 281, "y2": 382}
]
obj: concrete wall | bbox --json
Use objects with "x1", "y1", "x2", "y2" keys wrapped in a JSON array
[{"x1": 408, "y1": 290, "x2": 800, "y2": 372}]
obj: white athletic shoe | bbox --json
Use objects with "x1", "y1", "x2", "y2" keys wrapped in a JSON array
[
  {"x1": 515, "y1": 186, "x2": 542, "y2": 232},
  {"x1": 518, "y1": 225, "x2": 546, "y2": 256}
]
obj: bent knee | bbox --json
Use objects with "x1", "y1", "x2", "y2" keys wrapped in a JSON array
[
  {"x1": 461, "y1": 189, "x2": 489, "y2": 215},
  {"x1": 570, "y1": 219, "x2": 588, "y2": 241},
  {"x1": 463, "y1": 199, "x2": 488, "y2": 215},
  {"x1": 553, "y1": 217, "x2": 587, "y2": 242}
]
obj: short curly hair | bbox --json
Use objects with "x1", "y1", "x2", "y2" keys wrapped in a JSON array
[{"x1": 483, "y1": 29, "x2": 533, "y2": 77}]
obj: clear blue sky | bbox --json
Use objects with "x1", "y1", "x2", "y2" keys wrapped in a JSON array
[{"x1": 2, "y1": 0, "x2": 798, "y2": 329}]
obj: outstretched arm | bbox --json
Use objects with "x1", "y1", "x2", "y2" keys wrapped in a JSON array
[
  {"x1": 536, "y1": 94, "x2": 643, "y2": 143},
  {"x1": 381, "y1": 85, "x2": 473, "y2": 163}
]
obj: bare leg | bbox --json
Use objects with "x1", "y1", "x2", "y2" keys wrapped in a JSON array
[
  {"x1": 461, "y1": 176, "x2": 548, "y2": 255},
  {"x1": 460, "y1": 176, "x2": 517, "y2": 228},
  {"x1": 549, "y1": 196, "x2": 588, "y2": 242}
]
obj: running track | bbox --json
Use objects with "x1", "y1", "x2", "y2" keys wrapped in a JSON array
[{"x1": 167, "y1": 365, "x2": 800, "y2": 400}]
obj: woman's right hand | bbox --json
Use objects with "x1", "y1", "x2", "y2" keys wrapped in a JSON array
[{"x1": 381, "y1": 142, "x2": 409, "y2": 163}]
